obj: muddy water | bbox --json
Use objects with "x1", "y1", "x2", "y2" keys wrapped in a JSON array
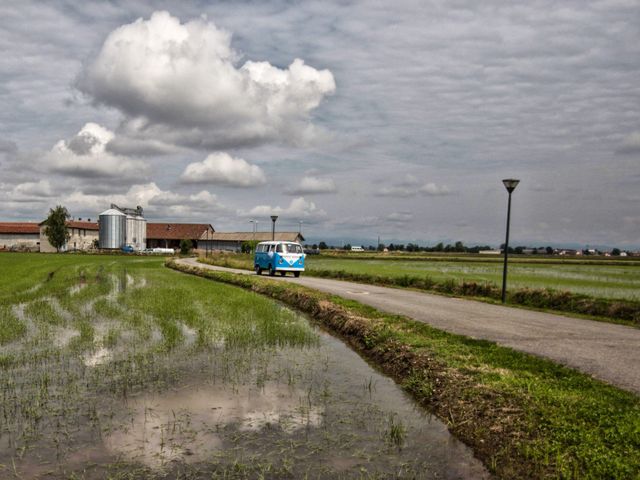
[{"x1": 109, "y1": 330, "x2": 487, "y2": 477}]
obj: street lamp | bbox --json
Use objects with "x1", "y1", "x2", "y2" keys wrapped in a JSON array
[
  {"x1": 249, "y1": 219, "x2": 256, "y2": 241},
  {"x1": 271, "y1": 215, "x2": 278, "y2": 241},
  {"x1": 501, "y1": 178, "x2": 520, "y2": 303}
]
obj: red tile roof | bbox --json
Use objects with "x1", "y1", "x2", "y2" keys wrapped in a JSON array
[
  {"x1": 0, "y1": 222, "x2": 40, "y2": 234},
  {"x1": 147, "y1": 223, "x2": 214, "y2": 240},
  {"x1": 67, "y1": 221, "x2": 98, "y2": 230}
]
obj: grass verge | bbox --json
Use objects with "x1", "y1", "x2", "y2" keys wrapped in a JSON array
[
  {"x1": 198, "y1": 255, "x2": 640, "y2": 326},
  {"x1": 170, "y1": 259, "x2": 640, "y2": 480}
]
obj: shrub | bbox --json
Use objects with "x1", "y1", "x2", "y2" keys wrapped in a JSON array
[{"x1": 180, "y1": 238, "x2": 193, "y2": 255}]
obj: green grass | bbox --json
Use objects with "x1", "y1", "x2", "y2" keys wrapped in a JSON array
[
  {"x1": 199, "y1": 252, "x2": 640, "y2": 300},
  {"x1": 172, "y1": 259, "x2": 640, "y2": 479},
  {"x1": 199, "y1": 253, "x2": 640, "y2": 324}
]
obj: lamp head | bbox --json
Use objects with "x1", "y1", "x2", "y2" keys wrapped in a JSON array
[
  {"x1": 271, "y1": 215, "x2": 278, "y2": 222},
  {"x1": 502, "y1": 179, "x2": 520, "y2": 193}
]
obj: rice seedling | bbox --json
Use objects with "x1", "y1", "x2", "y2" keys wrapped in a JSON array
[{"x1": 0, "y1": 253, "x2": 487, "y2": 479}]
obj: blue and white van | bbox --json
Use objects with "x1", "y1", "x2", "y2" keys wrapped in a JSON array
[{"x1": 254, "y1": 241, "x2": 305, "y2": 277}]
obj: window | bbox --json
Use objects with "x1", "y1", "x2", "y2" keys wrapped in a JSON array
[
  {"x1": 286, "y1": 243, "x2": 302, "y2": 253},
  {"x1": 276, "y1": 244, "x2": 285, "y2": 253}
]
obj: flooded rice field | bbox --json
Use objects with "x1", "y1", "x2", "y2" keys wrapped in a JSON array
[{"x1": 0, "y1": 256, "x2": 489, "y2": 478}]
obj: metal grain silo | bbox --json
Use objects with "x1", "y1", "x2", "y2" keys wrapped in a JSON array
[
  {"x1": 137, "y1": 215, "x2": 147, "y2": 250},
  {"x1": 125, "y1": 214, "x2": 136, "y2": 249},
  {"x1": 99, "y1": 208, "x2": 126, "y2": 249}
]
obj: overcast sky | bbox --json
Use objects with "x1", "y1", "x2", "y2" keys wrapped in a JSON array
[{"x1": 1, "y1": 1, "x2": 639, "y2": 247}]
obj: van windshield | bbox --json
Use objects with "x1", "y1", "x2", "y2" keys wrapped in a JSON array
[{"x1": 285, "y1": 243, "x2": 302, "y2": 254}]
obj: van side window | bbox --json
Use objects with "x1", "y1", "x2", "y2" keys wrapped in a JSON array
[
  {"x1": 258, "y1": 244, "x2": 265, "y2": 252},
  {"x1": 276, "y1": 244, "x2": 284, "y2": 253}
]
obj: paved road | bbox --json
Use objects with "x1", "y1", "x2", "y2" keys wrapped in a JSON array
[{"x1": 177, "y1": 258, "x2": 640, "y2": 395}]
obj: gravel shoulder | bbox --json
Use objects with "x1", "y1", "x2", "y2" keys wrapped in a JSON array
[{"x1": 178, "y1": 258, "x2": 640, "y2": 395}]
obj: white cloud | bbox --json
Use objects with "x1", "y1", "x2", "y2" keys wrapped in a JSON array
[
  {"x1": 44, "y1": 123, "x2": 150, "y2": 179},
  {"x1": 419, "y1": 183, "x2": 451, "y2": 196},
  {"x1": 180, "y1": 152, "x2": 266, "y2": 187},
  {"x1": 285, "y1": 175, "x2": 337, "y2": 195},
  {"x1": 61, "y1": 182, "x2": 225, "y2": 218},
  {"x1": 375, "y1": 180, "x2": 452, "y2": 197},
  {"x1": 387, "y1": 212, "x2": 413, "y2": 223},
  {"x1": 78, "y1": 11, "x2": 336, "y2": 150},
  {"x1": 13, "y1": 180, "x2": 55, "y2": 198},
  {"x1": 616, "y1": 132, "x2": 640, "y2": 154},
  {"x1": 375, "y1": 186, "x2": 417, "y2": 198},
  {"x1": 243, "y1": 197, "x2": 326, "y2": 219}
]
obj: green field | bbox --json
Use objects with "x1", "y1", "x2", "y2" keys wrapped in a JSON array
[
  {"x1": 0, "y1": 253, "x2": 488, "y2": 478},
  {"x1": 306, "y1": 256, "x2": 640, "y2": 301}
]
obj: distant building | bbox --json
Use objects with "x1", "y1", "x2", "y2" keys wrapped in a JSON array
[
  {"x1": 206, "y1": 232, "x2": 305, "y2": 252},
  {"x1": 39, "y1": 220, "x2": 99, "y2": 253},
  {"x1": 147, "y1": 223, "x2": 215, "y2": 250},
  {"x1": 0, "y1": 222, "x2": 40, "y2": 251}
]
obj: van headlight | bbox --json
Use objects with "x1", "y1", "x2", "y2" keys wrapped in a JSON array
[{"x1": 278, "y1": 258, "x2": 283, "y2": 264}]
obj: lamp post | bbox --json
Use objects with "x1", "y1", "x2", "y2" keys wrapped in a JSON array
[
  {"x1": 271, "y1": 215, "x2": 278, "y2": 241},
  {"x1": 249, "y1": 220, "x2": 256, "y2": 241},
  {"x1": 501, "y1": 178, "x2": 520, "y2": 303},
  {"x1": 298, "y1": 220, "x2": 303, "y2": 235}
]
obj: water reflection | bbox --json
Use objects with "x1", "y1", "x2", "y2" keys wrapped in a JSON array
[{"x1": 105, "y1": 383, "x2": 324, "y2": 467}]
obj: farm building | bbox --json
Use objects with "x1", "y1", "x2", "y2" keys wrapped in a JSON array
[
  {"x1": 146, "y1": 223, "x2": 215, "y2": 250},
  {"x1": 207, "y1": 232, "x2": 305, "y2": 252},
  {"x1": 39, "y1": 220, "x2": 99, "y2": 252},
  {"x1": 0, "y1": 222, "x2": 40, "y2": 251}
]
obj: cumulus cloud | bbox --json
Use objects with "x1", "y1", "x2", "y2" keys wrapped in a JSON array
[
  {"x1": 62, "y1": 182, "x2": 225, "y2": 218},
  {"x1": 13, "y1": 180, "x2": 56, "y2": 198},
  {"x1": 419, "y1": 182, "x2": 451, "y2": 196},
  {"x1": 180, "y1": 152, "x2": 266, "y2": 187},
  {"x1": 285, "y1": 175, "x2": 337, "y2": 195},
  {"x1": 375, "y1": 180, "x2": 451, "y2": 197},
  {"x1": 616, "y1": 132, "x2": 640, "y2": 154},
  {"x1": 78, "y1": 11, "x2": 336, "y2": 151},
  {"x1": 44, "y1": 123, "x2": 150, "y2": 179},
  {"x1": 242, "y1": 197, "x2": 326, "y2": 219},
  {"x1": 375, "y1": 186, "x2": 417, "y2": 198},
  {"x1": 386, "y1": 212, "x2": 413, "y2": 223}
]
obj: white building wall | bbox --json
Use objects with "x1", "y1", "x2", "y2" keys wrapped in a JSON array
[
  {"x1": 39, "y1": 226, "x2": 99, "y2": 252},
  {"x1": 0, "y1": 233, "x2": 40, "y2": 250}
]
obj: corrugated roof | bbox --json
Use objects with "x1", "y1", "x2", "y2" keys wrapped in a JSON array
[
  {"x1": 99, "y1": 208, "x2": 126, "y2": 216},
  {"x1": 147, "y1": 223, "x2": 214, "y2": 240},
  {"x1": 0, "y1": 222, "x2": 40, "y2": 234},
  {"x1": 209, "y1": 232, "x2": 305, "y2": 242}
]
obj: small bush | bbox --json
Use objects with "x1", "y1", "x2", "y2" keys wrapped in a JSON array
[{"x1": 180, "y1": 238, "x2": 193, "y2": 255}]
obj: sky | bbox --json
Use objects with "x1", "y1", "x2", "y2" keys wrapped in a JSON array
[{"x1": 1, "y1": 1, "x2": 639, "y2": 248}]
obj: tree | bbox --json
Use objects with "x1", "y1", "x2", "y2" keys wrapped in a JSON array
[
  {"x1": 319, "y1": 241, "x2": 328, "y2": 250},
  {"x1": 611, "y1": 248, "x2": 621, "y2": 256},
  {"x1": 434, "y1": 242, "x2": 444, "y2": 252},
  {"x1": 180, "y1": 238, "x2": 193, "y2": 255},
  {"x1": 241, "y1": 240, "x2": 259, "y2": 253},
  {"x1": 44, "y1": 205, "x2": 70, "y2": 252},
  {"x1": 454, "y1": 241, "x2": 465, "y2": 252},
  {"x1": 546, "y1": 246, "x2": 554, "y2": 255}
]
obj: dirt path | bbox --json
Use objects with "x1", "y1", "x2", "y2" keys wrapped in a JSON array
[{"x1": 177, "y1": 258, "x2": 640, "y2": 395}]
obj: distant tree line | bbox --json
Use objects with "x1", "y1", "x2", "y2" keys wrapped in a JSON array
[{"x1": 305, "y1": 241, "x2": 633, "y2": 256}]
